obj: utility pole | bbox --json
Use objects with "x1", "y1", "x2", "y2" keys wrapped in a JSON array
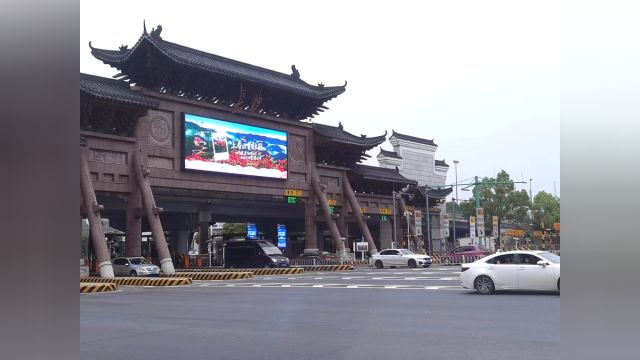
[
  {"x1": 529, "y1": 178, "x2": 533, "y2": 201},
  {"x1": 392, "y1": 191, "x2": 397, "y2": 249},
  {"x1": 453, "y1": 160, "x2": 459, "y2": 249},
  {"x1": 424, "y1": 188, "x2": 431, "y2": 255}
]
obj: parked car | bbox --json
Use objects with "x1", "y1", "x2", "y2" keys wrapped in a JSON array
[
  {"x1": 112, "y1": 257, "x2": 160, "y2": 277},
  {"x1": 224, "y1": 240, "x2": 290, "y2": 268},
  {"x1": 447, "y1": 244, "x2": 491, "y2": 258},
  {"x1": 459, "y1": 250, "x2": 560, "y2": 294},
  {"x1": 369, "y1": 249, "x2": 432, "y2": 269}
]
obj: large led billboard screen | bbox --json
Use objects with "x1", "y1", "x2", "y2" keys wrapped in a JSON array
[{"x1": 183, "y1": 113, "x2": 288, "y2": 179}]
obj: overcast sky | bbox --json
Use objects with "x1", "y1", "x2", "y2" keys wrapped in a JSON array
[{"x1": 80, "y1": 0, "x2": 560, "y2": 201}]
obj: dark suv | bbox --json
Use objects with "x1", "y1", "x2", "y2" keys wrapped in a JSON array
[
  {"x1": 223, "y1": 240, "x2": 290, "y2": 268},
  {"x1": 446, "y1": 244, "x2": 491, "y2": 258}
]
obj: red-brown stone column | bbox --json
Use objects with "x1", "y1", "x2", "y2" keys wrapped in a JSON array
[
  {"x1": 342, "y1": 173, "x2": 378, "y2": 255},
  {"x1": 132, "y1": 150, "x2": 175, "y2": 274},
  {"x1": 311, "y1": 169, "x2": 345, "y2": 257},
  {"x1": 80, "y1": 151, "x2": 114, "y2": 278},
  {"x1": 125, "y1": 189, "x2": 142, "y2": 257},
  {"x1": 304, "y1": 198, "x2": 318, "y2": 252}
]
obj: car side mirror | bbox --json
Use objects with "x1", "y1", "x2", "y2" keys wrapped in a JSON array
[{"x1": 537, "y1": 260, "x2": 548, "y2": 267}]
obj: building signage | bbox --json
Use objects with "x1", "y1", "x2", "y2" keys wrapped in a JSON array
[
  {"x1": 356, "y1": 242, "x2": 369, "y2": 252},
  {"x1": 504, "y1": 229, "x2": 525, "y2": 237},
  {"x1": 287, "y1": 196, "x2": 297, "y2": 204},
  {"x1": 360, "y1": 207, "x2": 368, "y2": 214},
  {"x1": 379, "y1": 208, "x2": 392, "y2": 215},
  {"x1": 277, "y1": 224, "x2": 287, "y2": 248},
  {"x1": 183, "y1": 113, "x2": 288, "y2": 179},
  {"x1": 554, "y1": 223, "x2": 560, "y2": 231},
  {"x1": 492, "y1": 216, "x2": 499, "y2": 237},
  {"x1": 327, "y1": 199, "x2": 337, "y2": 206},
  {"x1": 284, "y1": 189, "x2": 302, "y2": 197},
  {"x1": 415, "y1": 210, "x2": 423, "y2": 236},
  {"x1": 469, "y1": 216, "x2": 476, "y2": 238},
  {"x1": 247, "y1": 223, "x2": 257, "y2": 239},
  {"x1": 442, "y1": 213, "x2": 450, "y2": 238},
  {"x1": 475, "y1": 208, "x2": 485, "y2": 237}
]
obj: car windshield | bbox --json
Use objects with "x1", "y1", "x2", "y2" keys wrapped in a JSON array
[
  {"x1": 479, "y1": 245, "x2": 489, "y2": 251},
  {"x1": 538, "y1": 252, "x2": 560, "y2": 263},
  {"x1": 260, "y1": 243, "x2": 283, "y2": 255},
  {"x1": 399, "y1": 249, "x2": 414, "y2": 255},
  {"x1": 130, "y1": 258, "x2": 147, "y2": 265}
]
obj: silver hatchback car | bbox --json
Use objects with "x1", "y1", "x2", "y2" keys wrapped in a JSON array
[{"x1": 112, "y1": 257, "x2": 161, "y2": 277}]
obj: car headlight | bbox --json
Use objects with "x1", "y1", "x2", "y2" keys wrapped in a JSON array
[{"x1": 271, "y1": 258, "x2": 279, "y2": 262}]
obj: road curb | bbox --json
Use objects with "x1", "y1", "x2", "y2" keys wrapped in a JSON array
[
  {"x1": 80, "y1": 277, "x2": 192, "y2": 286},
  {"x1": 80, "y1": 282, "x2": 117, "y2": 293}
]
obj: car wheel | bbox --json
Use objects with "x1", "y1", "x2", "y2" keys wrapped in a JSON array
[
  {"x1": 129, "y1": 271, "x2": 137, "y2": 277},
  {"x1": 474, "y1": 275, "x2": 495, "y2": 295},
  {"x1": 424, "y1": 265, "x2": 431, "y2": 268},
  {"x1": 408, "y1": 259, "x2": 417, "y2": 268},
  {"x1": 375, "y1": 260, "x2": 384, "y2": 269}
]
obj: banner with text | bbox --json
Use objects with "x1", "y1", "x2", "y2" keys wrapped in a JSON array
[
  {"x1": 469, "y1": 216, "x2": 476, "y2": 238},
  {"x1": 475, "y1": 208, "x2": 485, "y2": 237},
  {"x1": 414, "y1": 210, "x2": 423, "y2": 236}
]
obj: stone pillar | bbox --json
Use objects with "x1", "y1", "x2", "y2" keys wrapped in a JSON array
[
  {"x1": 131, "y1": 149, "x2": 175, "y2": 274},
  {"x1": 80, "y1": 150, "x2": 114, "y2": 278},
  {"x1": 336, "y1": 206, "x2": 348, "y2": 250},
  {"x1": 398, "y1": 197, "x2": 417, "y2": 250},
  {"x1": 304, "y1": 199, "x2": 318, "y2": 253},
  {"x1": 125, "y1": 189, "x2": 142, "y2": 257},
  {"x1": 311, "y1": 169, "x2": 345, "y2": 257},
  {"x1": 198, "y1": 210, "x2": 211, "y2": 255},
  {"x1": 379, "y1": 220, "x2": 393, "y2": 250},
  {"x1": 342, "y1": 173, "x2": 378, "y2": 255}
]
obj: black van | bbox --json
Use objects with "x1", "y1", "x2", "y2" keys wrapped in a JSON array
[{"x1": 223, "y1": 240, "x2": 290, "y2": 268}]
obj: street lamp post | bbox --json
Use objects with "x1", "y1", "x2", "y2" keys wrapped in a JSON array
[
  {"x1": 424, "y1": 188, "x2": 431, "y2": 254},
  {"x1": 453, "y1": 160, "x2": 459, "y2": 249},
  {"x1": 392, "y1": 191, "x2": 397, "y2": 249}
]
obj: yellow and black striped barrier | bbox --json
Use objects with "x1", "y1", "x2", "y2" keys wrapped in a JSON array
[
  {"x1": 162, "y1": 272, "x2": 254, "y2": 280},
  {"x1": 80, "y1": 277, "x2": 192, "y2": 286},
  {"x1": 80, "y1": 282, "x2": 117, "y2": 293},
  {"x1": 301, "y1": 265, "x2": 354, "y2": 272},
  {"x1": 181, "y1": 268, "x2": 305, "y2": 275},
  {"x1": 431, "y1": 254, "x2": 443, "y2": 264}
]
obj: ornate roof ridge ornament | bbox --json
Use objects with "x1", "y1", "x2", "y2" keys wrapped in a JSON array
[
  {"x1": 143, "y1": 20, "x2": 147, "y2": 35},
  {"x1": 338, "y1": 122, "x2": 343, "y2": 130},
  {"x1": 291, "y1": 65, "x2": 300, "y2": 79},
  {"x1": 119, "y1": 44, "x2": 128, "y2": 52},
  {"x1": 150, "y1": 24, "x2": 163, "y2": 39}
]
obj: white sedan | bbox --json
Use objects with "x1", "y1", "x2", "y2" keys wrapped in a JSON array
[
  {"x1": 460, "y1": 250, "x2": 560, "y2": 294},
  {"x1": 370, "y1": 249, "x2": 432, "y2": 269}
]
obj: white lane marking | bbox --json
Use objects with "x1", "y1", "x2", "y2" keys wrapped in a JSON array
[
  {"x1": 384, "y1": 285, "x2": 398, "y2": 289},
  {"x1": 346, "y1": 285, "x2": 358, "y2": 288},
  {"x1": 314, "y1": 277, "x2": 324, "y2": 280},
  {"x1": 313, "y1": 284, "x2": 324, "y2": 288},
  {"x1": 252, "y1": 284, "x2": 262, "y2": 287},
  {"x1": 225, "y1": 284, "x2": 235, "y2": 287},
  {"x1": 281, "y1": 285, "x2": 291, "y2": 287}
]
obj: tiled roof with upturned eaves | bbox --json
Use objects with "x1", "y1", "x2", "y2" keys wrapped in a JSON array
[
  {"x1": 390, "y1": 130, "x2": 437, "y2": 146},
  {"x1": 351, "y1": 164, "x2": 417, "y2": 185},
  {"x1": 80, "y1": 73, "x2": 159, "y2": 109},
  {"x1": 313, "y1": 123, "x2": 387, "y2": 148},
  {"x1": 90, "y1": 33, "x2": 345, "y2": 100},
  {"x1": 378, "y1": 148, "x2": 401, "y2": 159}
]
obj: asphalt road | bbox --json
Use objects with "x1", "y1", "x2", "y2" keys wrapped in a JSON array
[{"x1": 80, "y1": 266, "x2": 559, "y2": 360}]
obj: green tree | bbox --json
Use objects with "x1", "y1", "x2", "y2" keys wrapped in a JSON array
[
  {"x1": 223, "y1": 223, "x2": 247, "y2": 239},
  {"x1": 532, "y1": 191, "x2": 560, "y2": 228},
  {"x1": 458, "y1": 170, "x2": 531, "y2": 227}
]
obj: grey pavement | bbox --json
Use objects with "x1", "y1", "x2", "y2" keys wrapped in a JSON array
[{"x1": 81, "y1": 267, "x2": 559, "y2": 360}]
